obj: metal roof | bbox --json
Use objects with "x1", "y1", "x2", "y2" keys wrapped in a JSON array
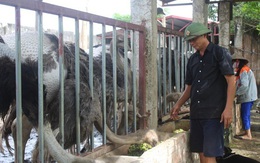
[
  {"x1": 157, "y1": 15, "x2": 219, "y2": 39},
  {"x1": 159, "y1": 15, "x2": 215, "y2": 28},
  {"x1": 158, "y1": 15, "x2": 192, "y2": 32}
]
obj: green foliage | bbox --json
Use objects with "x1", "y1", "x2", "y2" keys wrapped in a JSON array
[
  {"x1": 239, "y1": 2, "x2": 260, "y2": 20},
  {"x1": 233, "y1": 2, "x2": 260, "y2": 34},
  {"x1": 128, "y1": 143, "x2": 152, "y2": 156},
  {"x1": 112, "y1": 13, "x2": 131, "y2": 22},
  {"x1": 208, "y1": 4, "x2": 218, "y2": 21},
  {"x1": 229, "y1": 20, "x2": 235, "y2": 35}
]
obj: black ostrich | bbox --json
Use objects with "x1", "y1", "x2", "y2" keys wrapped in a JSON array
[
  {"x1": 30, "y1": 35, "x2": 162, "y2": 162},
  {"x1": 0, "y1": 33, "x2": 163, "y2": 162},
  {"x1": 65, "y1": 35, "x2": 128, "y2": 129},
  {"x1": 0, "y1": 32, "x2": 70, "y2": 162}
]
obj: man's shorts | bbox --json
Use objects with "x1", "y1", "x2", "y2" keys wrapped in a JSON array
[{"x1": 190, "y1": 119, "x2": 224, "y2": 157}]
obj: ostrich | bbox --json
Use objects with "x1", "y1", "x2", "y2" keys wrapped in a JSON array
[
  {"x1": 0, "y1": 33, "x2": 127, "y2": 158},
  {"x1": 0, "y1": 33, "x2": 170, "y2": 162},
  {"x1": 0, "y1": 32, "x2": 71, "y2": 162},
  {"x1": 65, "y1": 35, "x2": 129, "y2": 130}
]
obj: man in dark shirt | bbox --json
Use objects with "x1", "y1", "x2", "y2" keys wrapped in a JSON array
[{"x1": 170, "y1": 22, "x2": 236, "y2": 163}]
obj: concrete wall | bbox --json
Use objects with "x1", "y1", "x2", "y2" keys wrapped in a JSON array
[
  {"x1": 94, "y1": 131, "x2": 199, "y2": 163},
  {"x1": 93, "y1": 120, "x2": 199, "y2": 163},
  {"x1": 140, "y1": 132, "x2": 199, "y2": 163}
]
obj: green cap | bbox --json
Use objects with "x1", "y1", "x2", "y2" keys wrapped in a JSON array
[{"x1": 184, "y1": 22, "x2": 212, "y2": 41}]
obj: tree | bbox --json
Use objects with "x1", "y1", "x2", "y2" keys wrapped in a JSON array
[
  {"x1": 113, "y1": 13, "x2": 131, "y2": 22},
  {"x1": 112, "y1": 8, "x2": 170, "y2": 23},
  {"x1": 233, "y1": 2, "x2": 260, "y2": 34},
  {"x1": 208, "y1": 2, "x2": 260, "y2": 35},
  {"x1": 208, "y1": 3, "x2": 218, "y2": 21}
]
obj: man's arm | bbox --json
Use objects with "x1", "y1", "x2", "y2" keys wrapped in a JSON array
[
  {"x1": 170, "y1": 84, "x2": 191, "y2": 119},
  {"x1": 221, "y1": 74, "x2": 236, "y2": 128}
]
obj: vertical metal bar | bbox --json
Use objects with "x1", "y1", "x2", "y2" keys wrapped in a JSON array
[
  {"x1": 181, "y1": 37, "x2": 185, "y2": 91},
  {"x1": 58, "y1": 15, "x2": 65, "y2": 148},
  {"x1": 138, "y1": 31, "x2": 146, "y2": 129},
  {"x1": 34, "y1": 0, "x2": 42, "y2": 30},
  {"x1": 15, "y1": 7, "x2": 23, "y2": 163},
  {"x1": 88, "y1": 21, "x2": 95, "y2": 150},
  {"x1": 168, "y1": 35, "x2": 172, "y2": 109},
  {"x1": 131, "y1": 31, "x2": 137, "y2": 132},
  {"x1": 112, "y1": 27, "x2": 117, "y2": 134},
  {"x1": 37, "y1": 10, "x2": 44, "y2": 163},
  {"x1": 184, "y1": 42, "x2": 188, "y2": 75},
  {"x1": 124, "y1": 29, "x2": 129, "y2": 134},
  {"x1": 162, "y1": 33, "x2": 167, "y2": 114},
  {"x1": 101, "y1": 24, "x2": 107, "y2": 144},
  {"x1": 168, "y1": 35, "x2": 172, "y2": 93},
  {"x1": 75, "y1": 18, "x2": 81, "y2": 154},
  {"x1": 186, "y1": 42, "x2": 190, "y2": 68},
  {"x1": 173, "y1": 37, "x2": 178, "y2": 91},
  {"x1": 176, "y1": 36, "x2": 181, "y2": 92},
  {"x1": 185, "y1": 42, "x2": 193, "y2": 77},
  {"x1": 89, "y1": 22, "x2": 94, "y2": 100},
  {"x1": 157, "y1": 33, "x2": 162, "y2": 117},
  {"x1": 210, "y1": 23, "x2": 214, "y2": 43}
]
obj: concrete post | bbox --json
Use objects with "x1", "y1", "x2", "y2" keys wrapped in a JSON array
[
  {"x1": 234, "y1": 17, "x2": 243, "y2": 56},
  {"x1": 233, "y1": 16, "x2": 243, "y2": 141},
  {"x1": 218, "y1": 2, "x2": 231, "y2": 49},
  {"x1": 131, "y1": 0, "x2": 158, "y2": 129},
  {"x1": 219, "y1": 2, "x2": 232, "y2": 145},
  {"x1": 192, "y1": 0, "x2": 208, "y2": 25}
]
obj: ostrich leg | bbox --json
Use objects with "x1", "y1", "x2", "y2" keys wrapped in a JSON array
[{"x1": 12, "y1": 115, "x2": 33, "y2": 163}]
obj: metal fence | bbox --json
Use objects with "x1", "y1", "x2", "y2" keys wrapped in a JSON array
[
  {"x1": 0, "y1": 0, "x2": 190, "y2": 162},
  {"x1": 157, "y1": 26, "x2": 192, "y2": 118}
]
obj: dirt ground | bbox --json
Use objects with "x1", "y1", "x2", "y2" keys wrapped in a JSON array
[{"x1": 229, "y1": 103, "x2": 260, "y2": 161}]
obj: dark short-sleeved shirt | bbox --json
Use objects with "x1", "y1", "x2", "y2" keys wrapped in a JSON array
[{"x1": 185, "y1": 42, "x2": 234, "y2": 119}]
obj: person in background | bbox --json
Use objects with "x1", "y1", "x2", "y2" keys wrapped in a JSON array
[
  {"x1": 170, "y1": 22, "x2": 236, "y2": 163},
  {"x1": 232, "y1": 53, "x2": 258, "y2": 140}
]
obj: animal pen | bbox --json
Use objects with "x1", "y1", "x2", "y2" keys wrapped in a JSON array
[{"x1": 0, "y1": 0, "x2": 192, "y2": 162}]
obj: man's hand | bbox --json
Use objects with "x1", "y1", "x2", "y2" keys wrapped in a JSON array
[
  {"x1": 222, "y1": 75, "x2": 236, "y2": 129},
  {"x1": 170, "y1": 105, "x2": 181, "y2": 120},
  {"x1": 220, "y1": 108, "x2": 233, "y2": 129}
]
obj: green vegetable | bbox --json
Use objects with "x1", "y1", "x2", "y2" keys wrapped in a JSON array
[
  {"x1": 128, "y1": 143, "x2": 152, "y2": 156},
  {"x1": 173, "y1": 129, "x2": 185, "y2": 134}
]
